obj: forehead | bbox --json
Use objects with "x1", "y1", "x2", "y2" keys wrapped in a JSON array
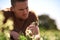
[{"x1": 15, "y1": 1, "x2": 28, "y2": 8}]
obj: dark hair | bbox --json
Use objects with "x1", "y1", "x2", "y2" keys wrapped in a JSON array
[{"x1": 11, "y1": 0, "x2": 27, "y2": 6}]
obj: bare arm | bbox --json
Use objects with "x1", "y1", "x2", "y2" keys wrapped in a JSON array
[
  {"x1": 25, "y1": 22, "x2": 40, "y2": 40},
  {"x1": 10, "y1": 31, "x2": 19, "y2": 40}
]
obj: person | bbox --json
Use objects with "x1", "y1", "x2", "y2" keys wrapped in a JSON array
[{"x1": 1, "y1": 0, "x2": 40, "y2": 40}]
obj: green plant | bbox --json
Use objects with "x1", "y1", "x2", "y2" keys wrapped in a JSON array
[
  {"x1": 0, "y1": 32, "x2": 6, "y2": 40},
  {"x1": 0, "y1": 11, "x2": 14, "y2": 40},
  {"x1": 18, "y1": 32, "x2": 32, "y2": 40}
]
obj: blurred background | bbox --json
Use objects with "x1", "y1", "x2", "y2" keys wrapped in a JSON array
[{"x1": 0, "y1": 0, "x2": 60, "y2": 40}]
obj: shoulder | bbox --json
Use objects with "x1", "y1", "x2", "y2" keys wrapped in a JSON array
[
  {"x1": 28, "y1": 11, "x2": 38, "y2": 22},
  {"x1": 0, "y1": 9, "x2": 13, "y2": 23},
  {"x1": 1, "y1": 10, "x2": 13, "y2": 18},
  {"x1": 0, "y1": 8, "x2": 13, "y2": 18}
]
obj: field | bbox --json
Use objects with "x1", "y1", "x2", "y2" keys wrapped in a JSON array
[{"x1": 40, "y1": 28, "x2": 60, "y2": 40}]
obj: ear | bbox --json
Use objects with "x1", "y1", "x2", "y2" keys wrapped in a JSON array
[{"x1": 10, "y1": 7, "x2": 14, "y2": 11}]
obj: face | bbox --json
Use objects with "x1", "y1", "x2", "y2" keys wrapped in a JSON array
[{"x1": 12, "y1": 1, "x2": 29, "y2": 20}]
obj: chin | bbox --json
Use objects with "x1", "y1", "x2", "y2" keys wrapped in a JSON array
[
  {"x1": 23, "y1": 16, "x2": 28, "y2": 20},
  {"x1": 23, "y1": 17, "x2": 28, "y2": 20},
  {"x1": 24, "y1": 15, "x2": 29, "y2": 19}
]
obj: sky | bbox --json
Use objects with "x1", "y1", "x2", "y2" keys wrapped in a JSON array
[{"x1": 0, "y1": 0, "x2": 60, "y2": 30}]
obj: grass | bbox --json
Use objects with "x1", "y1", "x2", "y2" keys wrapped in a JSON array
[{"x1": 40, "y1": 28, "x2": 60, "y2": 40}]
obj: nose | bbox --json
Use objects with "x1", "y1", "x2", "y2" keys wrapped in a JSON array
[{"x1": 23, "y1": 9, "x2": 28, "y2": 14}]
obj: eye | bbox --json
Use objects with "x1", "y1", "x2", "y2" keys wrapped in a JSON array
[
  {"x1": 19, "y1": 7, "x2": 28, "y2": 11},
  {"x1": 26, "y1": 7, "x2": 28, "y2": 9},
  {"x1": 19, "y1": 9, "x2": 24, "y2": 11}
]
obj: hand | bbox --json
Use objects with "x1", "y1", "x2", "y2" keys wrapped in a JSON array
[
  {"x1": 26, "y1": 23, "x2": 39, "y2": 35},
  {"x1": 26, "y1": 24, "x2": 40, "y2": 40},
  {"x1": 10, "y1": 31, "x2": 19, "y2": 40}
]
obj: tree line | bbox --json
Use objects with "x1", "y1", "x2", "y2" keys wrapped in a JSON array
[{"x1": 38, "y1": 14, "x2": 57, "y2": 30}]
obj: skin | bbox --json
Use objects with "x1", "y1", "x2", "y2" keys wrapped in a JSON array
[
  {"x1": 11, "y1": 1, "x2": 29, "y2": 20},
  {"x1": 10, "y1": 1, "x2": 40, "y2": 40}
]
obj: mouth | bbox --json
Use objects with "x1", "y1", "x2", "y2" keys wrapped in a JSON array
[{"x1": 23, "y1": 14, "x2": 28, "y2": 17}]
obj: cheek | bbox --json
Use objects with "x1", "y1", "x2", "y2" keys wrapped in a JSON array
[{"x1": 15, "y1": 10, "x2": 22, "y2": 15}]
